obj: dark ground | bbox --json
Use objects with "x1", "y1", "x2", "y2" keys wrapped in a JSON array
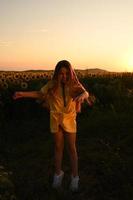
[{"x1": 0, "y1": 99, "x2": 133, "y2": 200}]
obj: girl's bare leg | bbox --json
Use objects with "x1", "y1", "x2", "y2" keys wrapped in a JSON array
[
  {"x1": 53, "y1": 126, "x2": 64, "y2": 175},
  {"x1": 65, "y1": 132, "x2": 78, "y2": 177}
]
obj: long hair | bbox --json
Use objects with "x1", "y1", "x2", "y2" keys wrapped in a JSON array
[
  {"x1": 44, "y1": 60, "x2": 87, "y2": 112},
  {"x1": 47, "y1": 60, "x2": 85, "y2": 103},
  {"x1": 52, "y1": 60, "x2": 77, "y2": 83}
]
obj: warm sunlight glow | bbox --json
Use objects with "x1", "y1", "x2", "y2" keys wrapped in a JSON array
[
  {"x1": 123, "y1": 52, "x2": 133, "y2": 72},
  {"x1": 128, "y1": 57, "x2": 133, "y2": 72},
  {"x1": 1, "y1": 1, "x2": 133, "y2": 71}
]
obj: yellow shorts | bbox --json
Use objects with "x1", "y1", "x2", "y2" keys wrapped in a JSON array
[{"x1": 50, "y1": 111, "x2": 77, "y2": 133}]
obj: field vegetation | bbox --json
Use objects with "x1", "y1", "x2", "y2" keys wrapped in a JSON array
[{"x1": 0, "y1": 71, "x2": 133, "y2": 200}]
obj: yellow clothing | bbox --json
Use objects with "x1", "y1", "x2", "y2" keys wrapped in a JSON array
[{"x1": 40, "y1": 80, "x2": 85, "y2": 133}]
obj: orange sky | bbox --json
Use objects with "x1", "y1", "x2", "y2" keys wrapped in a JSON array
[{"x1": 1, "y1": 0, "x2": 133, "y2": 72}]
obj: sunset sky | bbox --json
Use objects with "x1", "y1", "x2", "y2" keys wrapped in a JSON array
[{"x1": 1, "y1": 0, "x2": 133, "y2": 72}]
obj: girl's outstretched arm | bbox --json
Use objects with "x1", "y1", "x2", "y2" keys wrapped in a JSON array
[
  {"x1": 74, "y1": 91, "x2": 94, "y2": 107},
  {"x1": 13, "y1": 91, "x2": 43, "y2": 100},
  {"x1": 73, "y1": 91, "x2": 89, "y2": 103}
]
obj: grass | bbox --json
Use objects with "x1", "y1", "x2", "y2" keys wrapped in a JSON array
[{"x1": 0, "y1": 101, "x2": 133, "y2": 200}]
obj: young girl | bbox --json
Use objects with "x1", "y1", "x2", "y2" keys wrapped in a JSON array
[{"x1": 13, "y1": 60, "x2": 89, "y2": 192}]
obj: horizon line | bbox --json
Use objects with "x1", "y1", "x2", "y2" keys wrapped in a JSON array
[{"x1": 0, "y1": 68, "x2": 132, "y2": 73}]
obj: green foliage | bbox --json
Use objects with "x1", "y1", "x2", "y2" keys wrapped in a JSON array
[
  {"x1": 0, "y1": 72, "x2": 133, "y2": 199},
  {"x1": 0, "y1": 166, "x2": 16, "y2": 200}
]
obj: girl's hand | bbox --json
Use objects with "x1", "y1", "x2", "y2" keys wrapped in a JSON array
[
  {"x1": 74, "y1": 94, "x2": 85, "y2": 103},
  {"x1": 73, "y1": 91, "x2": 89, "y2": 103},
  {"x1": 86, "y1": 94, "x2": 96, "y2": 107},
  {"x1": 86, "y1": 98, "x2": 93, "y2": 107},
  {"x1": 13, "y1": 92, "x2": 24, "y2": 100}
]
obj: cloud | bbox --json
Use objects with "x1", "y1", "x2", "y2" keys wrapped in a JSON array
[
  {"x1": 26, "y1": 29, "x2": 48, "y2": 33},
  {"x1": 0, "y1": 41, "x2": 13, "y2": 47}
]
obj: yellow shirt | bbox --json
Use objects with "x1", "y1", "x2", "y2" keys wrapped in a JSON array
[{"x1": 40, "y1": 80, "x2": 84, "y2": 133}]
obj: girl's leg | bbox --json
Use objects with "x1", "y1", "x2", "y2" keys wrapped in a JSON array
[
  {"x1": 65, "y1": 132, "x2": 78, "y2": 177},
  {"x1": 53, "y1": 126, "x2": 64, "y2": 175}
]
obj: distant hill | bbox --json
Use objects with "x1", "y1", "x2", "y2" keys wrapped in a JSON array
[
  {"x1": 75, "y1": 68, "x2": 109, "y2": 75},
  {"x1": 24, "y1": 68, "x2": 109, "y2": 74},
  {"x1": 0, "y1": 68, "x2": 110, "y2": 74}
]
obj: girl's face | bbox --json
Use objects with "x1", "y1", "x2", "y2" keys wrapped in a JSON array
[{"x1": 58, "y1": 67, "x2": 70, "y2": 84}]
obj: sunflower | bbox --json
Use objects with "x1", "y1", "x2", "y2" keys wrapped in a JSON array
[
  {"x1": 13, "y1": 73, "x2": 20, "y2": 80},
  {"x1": 21, "y1": 82, "x2": 28, "y2": 89},
  {"x1": 24, "y1": 76, "x2": 31, "y2": 81},
  {"x1": 1, "y1": 82, "x2": 8, "y2": 89}
]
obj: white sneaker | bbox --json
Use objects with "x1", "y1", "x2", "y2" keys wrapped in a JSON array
[
  {"x1": 69, "y1": 175, "x2": 79, "y2": 192},
  {"x1": 52, "y1": 171, "x2": 64, "y2": 189}
]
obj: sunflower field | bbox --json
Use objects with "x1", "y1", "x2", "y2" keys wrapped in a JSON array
[{"x1": 0, "y1": 71, "x2": 133, "y2": 200}]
